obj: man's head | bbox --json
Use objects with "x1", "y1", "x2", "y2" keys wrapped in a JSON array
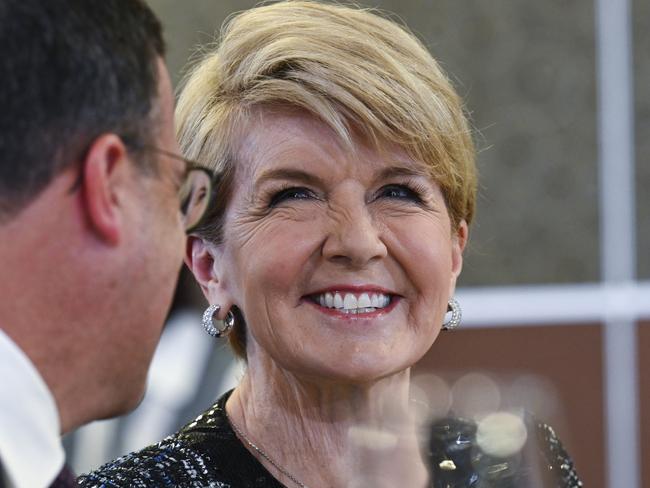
[
  {"x1": 0, "y1": 0, "x2": 187, "y2": 432},
  {"x1": 0, "y1": 0, "x2": 166, "y2": 218},
  {"x1": 0, "y1": 0, "x2": 166, "y2": 219}
]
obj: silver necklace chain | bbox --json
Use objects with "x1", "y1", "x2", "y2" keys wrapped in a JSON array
[{"x1": 226, "y1": 410, "x2": 309, "y2": 488}]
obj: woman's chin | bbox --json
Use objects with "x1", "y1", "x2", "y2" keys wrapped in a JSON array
[{"x1": 281, "y1": 352, "x2": 417, "y2": 386}]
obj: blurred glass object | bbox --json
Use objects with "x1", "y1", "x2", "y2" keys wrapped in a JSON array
[
  {"x1": 476, "y1": 411, "x2": 528, "y2": 458},
  {"x1": 451, "y1": 373, "x2": 502, "y2": 419}
]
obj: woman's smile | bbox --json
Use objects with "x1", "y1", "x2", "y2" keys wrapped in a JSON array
[{"x1": 304, "y1": 285, "x2": 399, "y2": 320}]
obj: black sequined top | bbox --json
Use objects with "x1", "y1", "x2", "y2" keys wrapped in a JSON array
[{"x1": 78, "y1": 390, "x2": 582, "y2": 487}]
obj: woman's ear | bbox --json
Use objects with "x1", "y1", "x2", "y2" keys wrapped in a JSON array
[
  {"x1": 185, "y1": 236, "x2": 234, "y2": 315},
  {"x1": 450, "y1": 219, "x2": 468, "y2": 286},
  {"x1": 185, "y1": 236, "x2": 219, "y2": 297}
]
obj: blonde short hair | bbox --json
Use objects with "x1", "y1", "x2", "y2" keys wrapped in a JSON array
[{"x1": 176, "y1": 0, "x2": 477, "y2": 357}]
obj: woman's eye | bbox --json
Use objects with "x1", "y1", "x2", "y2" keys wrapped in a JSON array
[
  {"x1": 377, "y1": 184, "x2": 422, "y2": 203},
  {"x1": 269, "y1": 187, "x2": 315, "y2": 207}
]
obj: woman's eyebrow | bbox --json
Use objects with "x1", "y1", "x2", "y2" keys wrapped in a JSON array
[
  {"x1": 377, "y1": 165, "x2": 430, "y2": 180},
  {"x1": 253, "y1": 167, "x2": 323, "y2": 191}
]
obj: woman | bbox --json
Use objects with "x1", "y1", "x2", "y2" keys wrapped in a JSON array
[{"x1": 79, "y1": 1, "x2": 581, "y2": 486}]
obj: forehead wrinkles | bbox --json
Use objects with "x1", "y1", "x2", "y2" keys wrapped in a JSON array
[
  {"x1": 232, "y1": 109, "x2": 431, "y2": 195},
  {"x1": 232, "y1": 109, "x2": 357, "y2": 184}
]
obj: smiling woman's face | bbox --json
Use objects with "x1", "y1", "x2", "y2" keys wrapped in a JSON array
[{"x1": 214, "y1": 109, "x2": 467, "y2": 383}]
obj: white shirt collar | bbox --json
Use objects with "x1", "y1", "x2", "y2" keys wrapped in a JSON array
[{"x1": 0, "y1": 329, "x2": 65, "y2": 488}]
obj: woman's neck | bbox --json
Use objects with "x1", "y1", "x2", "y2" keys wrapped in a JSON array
[{"x1": 225, "y1": 354, "x2": 429, "y2": 487}]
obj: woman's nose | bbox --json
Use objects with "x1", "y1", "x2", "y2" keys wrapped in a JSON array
[{"x1": 321, "y1": 198, "x2": 388, "y2": 268}]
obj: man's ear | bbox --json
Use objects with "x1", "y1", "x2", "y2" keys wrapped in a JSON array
[
  {"x1": 185, "y1": 236, "x2": 233, "y2": 313},
  {"x1": 81, "y1": 134, "x2": 132, "y2": 246}
]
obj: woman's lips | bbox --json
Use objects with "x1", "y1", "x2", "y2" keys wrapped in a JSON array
[
  {"x1": 304, "y1": 286, "x2": 399, "y2": 318},
  {"x1": 305, "y1": 296, "x2": 399, "y2": 318}
]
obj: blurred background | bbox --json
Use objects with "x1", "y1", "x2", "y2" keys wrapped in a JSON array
[{"x1": 64, "y1": 1, "x2": 649, "y2": 487}]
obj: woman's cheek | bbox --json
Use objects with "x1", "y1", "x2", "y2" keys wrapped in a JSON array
[{"x1": 244, "y1": 219, "x2": 322, "y2": 284}]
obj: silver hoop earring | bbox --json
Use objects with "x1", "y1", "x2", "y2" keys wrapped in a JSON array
[
  {"x1": 442, "y1": 298, "x2": 462, "y2": 330},
  {"x1": 202, "y1": 304, "x2": 235, "y2": 338}
]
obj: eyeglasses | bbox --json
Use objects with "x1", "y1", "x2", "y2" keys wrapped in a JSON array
[{"x1": 141, "y1": 145, "x2": 216, "y2": 232}]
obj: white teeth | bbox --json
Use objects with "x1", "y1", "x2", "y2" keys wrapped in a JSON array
[
  {"x1": 341, "y1": 307, "x2": 376, "y2": 315},
  {"x1": 313, "y1": 291, "x2": 391, "y2": 312},
  {"x1": 358, "y1": 293, "x2": 371, "y2": 308},
  {"x1": 343, "y1": 293, "x2": 358, "y2": 310}
]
